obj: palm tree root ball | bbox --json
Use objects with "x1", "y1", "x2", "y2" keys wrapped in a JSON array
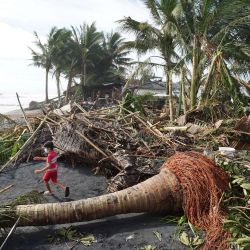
[{"x1": 164, "y1": 151, "x2": 230, "y2": 249}]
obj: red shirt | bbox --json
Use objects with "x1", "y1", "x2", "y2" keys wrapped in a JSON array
[{"x1": 47, "y1": 150, "x2": 58, "y2": 171}]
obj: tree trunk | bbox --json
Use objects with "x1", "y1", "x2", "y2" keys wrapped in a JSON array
[
  {"x1": 6, "y1": 168, "x2": 182, "y2": 227},
  {"x1": 65, "y1": 74, "x2": 73, "y2": 102},
  {"x1": 165, "y1": 67, "x2": 169, "y2": 95},
  {"x1": 181, "y1": 67, "x2": 187, "y2": 114},
  {"x1": 83, "y1": 63, "x2": 87, "y2": 100},
  {"x1": 198, "y1": 53, "x2": 219, "y2": 108},
  {"x1": 190, "y1": 35, "x2": 201, "y2": 110},
  {"x1": 177, "y1": 76, "x2": 182, "y2": 116},
  {"x1": 164, "y1": 67, "x2": 169, "y2": 117},
  {"x1": 56, "y1": 71, "x2": 61, "y2": 107},
  {"x1": 45, "y1": 69, "x2": 49, "y2": 103},
  {"x1": 83, "y1": 63, "x2": 87, "y2": 88},
  {"x1": 168, "y1": 70, "x2": 174, "y2": 122}
]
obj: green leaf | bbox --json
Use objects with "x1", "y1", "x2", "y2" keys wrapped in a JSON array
[
  {"x1": 179, "y1": 231, "x2": 190, "y2": 246},
  {"x1": 241, "y1": 183, "x2": 250, "y2": 191},
  {"x1": 224, "y1": 219, "x2": 237, "y2": 224},
  {"x1": 243, "y1": 244, "x2": 250, "y2": 250},
  {"x1": 236, "y1": 237, "x2": 250, "y2": 244},
  {"x1": 178, "y1": 216, "x2": 187, "y2": 226},
  {"x1": 188, "y1": 221, "x2": 197, "y2": 235},
  {"x1": 232, "y1": 177, "x2": 245, "y2": 184},
  {"x1": 192, "y1": 235, "x2": 204, "y2": 246},
  {"x1": 80, "y1": 234, "x2": 96, "y2": 246}
]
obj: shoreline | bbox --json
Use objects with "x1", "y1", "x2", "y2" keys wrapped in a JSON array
[
  {"x1": 5, "y1": 108, "x2": 43, "y2": 120},
  {"x1": 0, "y1": 108, "x2": 43, "y2": 133}
]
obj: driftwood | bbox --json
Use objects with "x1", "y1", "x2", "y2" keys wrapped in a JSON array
[{"x1": 0, "y1": 184, "x2": 14, "y2": 194}]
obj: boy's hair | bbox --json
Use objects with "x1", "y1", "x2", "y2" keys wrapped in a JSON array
[{"x1": 43, "y1": 141, "x2": 54, "y2": 150}]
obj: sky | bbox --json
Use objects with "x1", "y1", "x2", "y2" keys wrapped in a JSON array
[{"x1": 0, "y1": 0, "x2": 152, "y2": 99}]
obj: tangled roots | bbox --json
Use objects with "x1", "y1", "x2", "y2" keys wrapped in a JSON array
[{"x1": 162, "y1": 151, "x2": 230, "y2": 250}]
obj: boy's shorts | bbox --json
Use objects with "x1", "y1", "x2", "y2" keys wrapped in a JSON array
[{"x1": 43, "y1": 171, "x2": 57, "y2": 183}]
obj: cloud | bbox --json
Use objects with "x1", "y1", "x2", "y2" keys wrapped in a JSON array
[
  {"x1": 0, "y1": 22, "x2": 34, "y2": 59},
  {"x1": 0, "y1": 0, "x2": 150, "y2": 34},
  {"x1": 0, "y1": 0, "x2": 152, "y2": 96}
]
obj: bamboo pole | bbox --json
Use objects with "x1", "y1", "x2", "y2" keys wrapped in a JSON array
[
  {"x1": 117, "y1": 111, "x2": 140, "y2": 121},
  {"x1": 73, "y1": 102, "x2": 88, "y2": 114},
  {"x1": 0, "y1": 216, "x2": 20, "y2": 250},
  {"x1": 121, "y1": 107, "x2": 173, "y2": 146},
  {"x1": 0, "y1": 113, "x2": 16, "y2": 124},
  {"x1": 16, "y1": 92, "x2": 33, "y2": 132},
  {"x1": 0, "y1": 184, "x2": 14, "y2": 194},
  {"x1": 74, "y1": 130, "x2": 108, "y2": 158}
]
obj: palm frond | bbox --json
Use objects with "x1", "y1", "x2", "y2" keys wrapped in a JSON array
[{"x1": 143, "y1": 0, "x2": 162, "y2": 25}]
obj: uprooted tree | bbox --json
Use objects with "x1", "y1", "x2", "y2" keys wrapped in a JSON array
[{"x1": 0, "y1": 152, "x2": 230, "y2": 250}]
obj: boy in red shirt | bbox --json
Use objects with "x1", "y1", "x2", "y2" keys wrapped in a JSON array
[{"x1": 34, "y1": 141, "x2": 69, "y2": 197}]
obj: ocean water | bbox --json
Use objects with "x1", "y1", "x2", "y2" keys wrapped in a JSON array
[{"x1": 0, "y1": 92, "x2": 44, "y2": 114}]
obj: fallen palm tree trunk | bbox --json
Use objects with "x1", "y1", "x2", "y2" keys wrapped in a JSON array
[
  {"x1": 1, "y1": 167, "x2": 182, "y2": 227},
  {"x1": 0, "y1": 152, "x2": 229, "y2": 249}
]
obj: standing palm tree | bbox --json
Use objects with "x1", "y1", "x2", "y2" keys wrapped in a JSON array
[
  {"x1": 118, "y1": 0, "x2": 181, "y2": 121},
  {"x1": 96, "y1": 31, "x2": 131, "y2": 84},
  {"x1": 29, "y1": 27, "x2": 58, "y2": 103},
  {"x1": 51, "y1": 28, "x2": 73, "y2": 106},
  {"x1": 71, "y1": 23, "x2": 103, "y2": 96},
  {"x1": 62, "y1": 38, "x2": 80, "y2": 102},
  {"x1": 179, "y1": 0, "x2": 250, "y2": 109},
  {"x1": 119, "y1": 0, "x2": 250, "y2": 114}
]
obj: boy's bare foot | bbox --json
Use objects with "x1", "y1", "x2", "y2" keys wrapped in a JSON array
[
  {"x1": 44, "y1": 191, "x2": 52, "y2": 196},
  {"x1": 65, "y1": 187, "x2": 70, "y2": 197}
]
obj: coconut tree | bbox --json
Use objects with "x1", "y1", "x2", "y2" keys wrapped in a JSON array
[
  {"x1": 71, "y1": 23, "x2": 103, "y2": 96},
  {"x1": 118, "y1": 0, "x2": 181, "y2": 121},
  {"x1": 196, "y1": 33, "x2": 250, "y2": 109},
  {"x1": 118, "y1": 0, "x2": 249, "y2": 113},
  {"x1": 179, "y1": 0, "x2": 250, "y2": 109},
  {"x1": 64, "y1": 58, "x2": 79, "y2": 102},
  {"x1": 29, "y1": 27, "x2": 58, "y2": 103},
  {"x1": 50, "y1": 28, "x2": 74, "y2": 106},
  {"x1": 94, "y1": 31, "x2": 131, "y2": 85}
]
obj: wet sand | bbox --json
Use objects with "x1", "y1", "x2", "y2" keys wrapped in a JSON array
[{"x1": 0, "y1": 162, "x2": 186, "y2": 250}]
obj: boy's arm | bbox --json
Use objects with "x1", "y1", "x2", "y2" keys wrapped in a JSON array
[
  {"x1": 34, "y1": 162, "x2": 52, "y2": 174},
  {"x1": 33, "y1": 156, "x2": 47, "y2": 161}
]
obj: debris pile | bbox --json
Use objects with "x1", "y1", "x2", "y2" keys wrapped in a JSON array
[
  {"x1": 1, "y1": 103, "x2": 249, "y2": 189},
  {"x1": 0, "y1": 101, "x2": 249, "y2": 249}
]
